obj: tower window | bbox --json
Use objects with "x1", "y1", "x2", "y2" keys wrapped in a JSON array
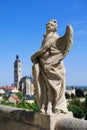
[
  {"x1": 14, "y1": 64, "x2": 17, "y2": 68},
  {"x1": 15, "y1": 70, "x2": 17, "y2": 73}
]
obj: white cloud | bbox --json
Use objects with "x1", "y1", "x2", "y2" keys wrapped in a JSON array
[
  {"x1": 73, "y1": 20, "x2": 87, "y2": 25},
  {"x1": 75, "y1": 30, "x2": 87, "y2": 36}
]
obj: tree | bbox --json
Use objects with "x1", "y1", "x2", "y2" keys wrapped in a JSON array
[
  {"x1": 29, "y1": 103, "x2": 39, "y2": 112},
  {"x1": 69, "y1": 98, "x2": 84, "y2": 110},
  {"x1": 84, "y1": 96, "x2": 87, "y2": 120},
  {"x1": 15, "y1": 92, "x2": 23, "y2": 100},
  {"x1": 68, "y1": 104, "x2": 84, "y2": 119},
  {"x1": 3, "y1": 94, "x2": 8, "y2": 100},
  {"x1": 0, "y1": 93, "x2": 2, "y2": 96},
  {"x1": 75, "y1": 89, "x2": 84, "y2": 97}
]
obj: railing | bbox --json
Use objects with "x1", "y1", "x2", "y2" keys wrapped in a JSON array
[{"x1": 0, "y1": 104, "x2": 87, "y2": 130}]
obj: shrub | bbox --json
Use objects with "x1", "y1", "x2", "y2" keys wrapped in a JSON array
[
  {"x1": 15, "y1": 92, "x2": 23, "y2": 100},
  {"x1": 84, "y1": 97, "x2": 87, "y2": 120},
  {"x1": 68, "y1": 104, "x2": 84, "y2": 119},
  {"x1": 3, "y1": 94, "x2": 8, "y2": 100},
  {"x1": 75, "y1": 89, "x2": 84, "y2": 97}
]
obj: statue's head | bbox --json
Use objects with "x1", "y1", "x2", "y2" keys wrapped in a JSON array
[{"x1": 46, "y1": 19, "x2": 58, "y2": 32}]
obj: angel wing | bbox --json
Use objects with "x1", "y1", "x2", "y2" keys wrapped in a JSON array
[{"x1": 55, "y1": 25, "x2": 73, "y2": 60}]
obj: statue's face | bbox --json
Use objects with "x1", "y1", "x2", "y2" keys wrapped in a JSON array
[{"x1": 46, "y1": 21, "x2": 57, "y2": 32}]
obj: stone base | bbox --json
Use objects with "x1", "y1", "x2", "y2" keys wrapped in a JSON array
[
  {"x1": 1, "y1": 105, "x2": 87, "y2": 130},
  {"x1": 34, "y1": 112, "x2": 73, "y2": 130}
]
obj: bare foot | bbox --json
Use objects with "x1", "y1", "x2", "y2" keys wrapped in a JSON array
[
  {"x1": 40, "y1": 108, "x2": 45, "y2": 114},
  {"x1": 46, "y1": 109, "x2": 52, "y2": 115}
]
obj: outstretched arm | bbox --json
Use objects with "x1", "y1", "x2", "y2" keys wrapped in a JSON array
[{"x1": 31, "y1": 47, "x2": 46, "y2": 62}]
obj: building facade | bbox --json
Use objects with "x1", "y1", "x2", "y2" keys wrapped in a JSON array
[
  {"x1": 19, "y1": 76, "x2": 34, "y2": 97},
  {"x1": 14, "y1": 55, "x2": 34, "y2": 97}
]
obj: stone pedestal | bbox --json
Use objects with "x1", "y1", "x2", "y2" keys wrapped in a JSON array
[
  {"x1": 1, "y1": 105, "x2": 87, "y2": 130},
  {"x1": 34, "y1": 112, "x2": 73, "y2": 130}
]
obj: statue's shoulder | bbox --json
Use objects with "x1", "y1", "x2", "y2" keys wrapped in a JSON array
[{"x1": 52, "y1": 32, "x2": 59, "y2": 40}]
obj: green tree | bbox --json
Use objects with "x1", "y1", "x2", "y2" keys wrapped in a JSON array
[
  {"x1": 69, "y1": 99, "x2": 84, "y2": 110},
  {"x1": 3, "y1": 94, "x2": 8, "y2": 100},
  {"x1": 75, "y1": 89, "x2": 84, "y2": 97},
  {"x1": 15, "y1": 92, "x2": 23, "y2": 100},
  {"x1": 0, "y1": 93, "x2": 2, "y2": 96},
  {"x1": 84, "y1": 96, "x2": 87, "y2": 120},
  {"x1": 30, "y1": 102, "x2": 40, "y2": 112},
  {"x1": 68, "y1": 104, "x2": 84, "y2": 119},
  {"x1": 16, "y1": 100, "x2": 39, "y2": 111}
]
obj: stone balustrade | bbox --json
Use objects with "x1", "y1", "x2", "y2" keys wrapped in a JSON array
[{"x1": 0, "y1": 104, "x2": 87, "y2": 130}]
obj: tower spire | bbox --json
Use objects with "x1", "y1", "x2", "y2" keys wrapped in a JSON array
[{"x1": 16, "y1": 55, "x2": 19, "y2": 60}]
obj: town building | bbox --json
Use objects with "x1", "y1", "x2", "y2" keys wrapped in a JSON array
[
  {"x1": 19, "y1": 76, "x2": 34, "y2": 97},
  {"x1": 7, "y1": 94, "x2": 20, "y2": 104},
  {"x1": 25, "y1": 95, "x2": 35, "y2": 103},
  {"x1": 14, "y1": 55, "x2": 34, "y2": 97}
]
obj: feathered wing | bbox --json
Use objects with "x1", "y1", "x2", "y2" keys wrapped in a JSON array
[{"x1": 55, "y1": 25, "x2": 73, "y2": 60}]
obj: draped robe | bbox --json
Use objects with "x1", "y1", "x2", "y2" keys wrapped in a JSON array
[{"x1": 32, "y1": 32, "x2": 68, "y2": 113}]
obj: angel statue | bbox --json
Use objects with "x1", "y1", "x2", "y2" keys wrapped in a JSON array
[{"x1": 31, "y1": 19, "x2": 73, "y2": 114}]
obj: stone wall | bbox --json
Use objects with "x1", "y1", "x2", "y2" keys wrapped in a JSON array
[{"x1": 0, "y1": 104, "x2": 87, "y2": 130}]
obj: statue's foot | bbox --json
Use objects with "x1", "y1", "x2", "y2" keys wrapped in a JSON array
[
  {"x1": 54, "y1": 109, "x2": 68, "y2": 114},
  {"x1": 54, "y1": 109, "x2": 60, "y2": 114},
  {"x1": 40, "y1": 108, "x2": 45, "y2": 114},
  {"x1": 60, "y1": 109, "x2": 68, "y2": 114},
  {"x1": 46, "y1": 109, "x2": 52, "y2": 115}
]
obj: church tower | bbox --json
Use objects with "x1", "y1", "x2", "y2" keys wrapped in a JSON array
[{"x1": 14, "y1": 55, "x2": 22, "y2": 89}]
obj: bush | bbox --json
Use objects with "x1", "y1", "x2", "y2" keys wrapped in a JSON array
[
  {"x1": 69, "y1": 98, "x2": 84, "y2": 110},
  {"x1": 84, "y1": 97, "x2": 87, "y2": 120},
  {"x1": 75, "y1": 89, "x2": 84, "y2": 97},
  {"x1": 0, "y1": 93, "x2": 2, "y2": 96},
  {"x1": 3, "y1": 94, "x2": 8, "y2": 100},
  {"x1": 16, "y1": 100, "x2": 39, "y2": 112},
  {"x1": 15, "y1": 92, "x2": 23, "y2": 100},
  {"x1": 30, "y1": 102, "x2": 40, "y2": 112},
  {"x1": 68, "y1": 104, "x2": 84, "y2": 119}
]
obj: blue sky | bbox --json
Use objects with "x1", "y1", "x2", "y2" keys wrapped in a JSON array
[{"x1": 0, "y1": 0, "x2": 87, "y2": 86}]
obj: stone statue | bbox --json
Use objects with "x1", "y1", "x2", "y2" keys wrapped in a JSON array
[{"x1": 31, "y1": 19, "x2": 73, "y2": 114}]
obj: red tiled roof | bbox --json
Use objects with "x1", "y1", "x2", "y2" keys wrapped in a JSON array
[
  {"x1": 2, "y1": 86, "x2": 17, "y2": 90},
  {"x1": 12, "y1": 95, "x2": 20, "y2": 102}
]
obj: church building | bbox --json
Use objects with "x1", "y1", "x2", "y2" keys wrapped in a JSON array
[{"x1": 14, "y1": 55, "x2": 34, "y2": 97}]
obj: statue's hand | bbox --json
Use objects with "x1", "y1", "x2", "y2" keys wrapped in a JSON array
[
  {"x1": 31, "y1": 55, "x2": 35, "y2": 63},
  {"x1": 31, "y1": 55, "x2": 38, "y2": 64},
  {"x1": 31, "y1": 55, "x2": 34, "y2": 62}
]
